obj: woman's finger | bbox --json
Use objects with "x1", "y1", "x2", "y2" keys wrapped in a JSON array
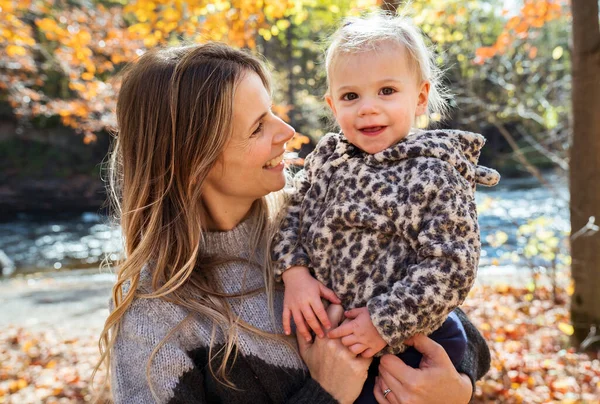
[
  {"x1": 302, "y1": 304, "x2": 325, "y2": 338},
  {"x1": 292, "y1": 309, "x2": 312, "y2": 342},
  {"x1": 378, "y1": 366, "x2": 408, "y2": 404},
  {"x1": 296, "y1": 324, "x2": 312, "y2": 355},
  {"x1": 326, "y1": 303, "x2": 345, "y2": 327},
  {"x1": 373, "y1": 382, "x2": 388, "y2": 404},
  {"x1": 282, "y1": 307, "x2": 292, "y2": 336},
  {"x1": 403, "y1": 334, "x2": 450, "y2": 368},
  {"x1": 379, "y1": 354, "x2": 415, "y2": 385},
  {"x1": 310, "y1": 299, "x2": 332, "y2": 331},
  {"x1": 376, "y1": 374, "x2": 401, "y2": 404}
]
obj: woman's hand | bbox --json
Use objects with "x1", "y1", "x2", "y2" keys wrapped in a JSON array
[
  {"x1": 373, "y1": 334, "x2": 472, "y2": 404},
  {"x1": 298, "y1": 304, "x2": 372, "y2": 404}
]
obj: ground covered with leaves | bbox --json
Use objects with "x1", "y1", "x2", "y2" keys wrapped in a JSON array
[{"x1": 1, "y1": 283, "x2": 599, "y2": 403}]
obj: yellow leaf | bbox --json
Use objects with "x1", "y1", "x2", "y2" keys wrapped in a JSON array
[
  {"x1": 144, "y1": 35, "x2": 159, "y2": 47},
  {"x1": 21, "y1": 340, "x2": 34, "y2": 352},
  {"x1": 16, "y1": 378, "x2": 27, "y2": 390},
  {"x1": 558, "y1": 322, "x2": 574, "y2": 336},
  {"x1": 6, "y1": 45, "x2": 27, "y2": 57},
  {"x1": 552, "y1": 46, "x2": 564, "y2": 60}
]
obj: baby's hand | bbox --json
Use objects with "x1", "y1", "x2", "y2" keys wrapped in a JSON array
[
  {"x1": 282, "y1": 266, "x2": 341, "y2": 342},
  {"x1": 327, "y1": 307, "x2": 387, "y2": 358}
]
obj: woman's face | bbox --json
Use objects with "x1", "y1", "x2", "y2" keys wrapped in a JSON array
[{"x1": 204, "y1": 71, "x2": 295, "y2": 205}]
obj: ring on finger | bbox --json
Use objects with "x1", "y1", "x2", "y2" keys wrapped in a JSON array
[{"x1": 383, "y1": 388, "x2": 392, "y2": 398}]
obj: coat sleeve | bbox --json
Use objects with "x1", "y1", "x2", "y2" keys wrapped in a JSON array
[
  {"x1": 453, "y1": 307, "x2": 491, "y2": 395},
  {"x1": 367, "y1": 159, "x2": 480, "y2": 350},
  {"x1": 272, "y1": 133, "x2": 341, "y2": 280},
  {"x1": 111, "y1": 299, "x2": 205, "y2": 404}
]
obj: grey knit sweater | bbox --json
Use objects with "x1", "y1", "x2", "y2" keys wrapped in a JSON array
[{"x1": 111, "y1": 217, "x2": 490, "y2": 403}]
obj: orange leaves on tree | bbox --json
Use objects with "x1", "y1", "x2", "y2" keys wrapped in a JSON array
[
  {"x1": 1, "y1": 1, "x2": 145, "y2": 140},
  {"x1": 474, "y1": 0, "x2": 568, "y2": 64},
  {"x1": 123, "y1": 0, "x2": 296, "y2": 49},
  {"x1": 0, "y1": 0, "x2": 307, "y2": 142},
  {"x1": 286, "y1": 133, "x2": 310, "y2": 152}
]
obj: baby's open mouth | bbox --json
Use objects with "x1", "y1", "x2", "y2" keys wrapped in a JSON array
[{"x1": 360, "y1": 126, "x2": 386, "y2": 134}]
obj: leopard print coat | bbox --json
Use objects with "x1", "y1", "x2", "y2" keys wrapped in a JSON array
[{"x1": 272, "y1": 129, "x2": 500, "y2": 354}]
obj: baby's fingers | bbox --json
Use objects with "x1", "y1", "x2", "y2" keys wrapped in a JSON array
[
  {"x1": 327, "y1": 320, "x2": 355, "y2": 339},
  {"x1": 282, "y1": 307, "x2": 292, "y2": 336},
  {"x1": 293, "y1": 309, "x2": 312, "y2": 342},
  {"x1": 310, "y1": 300, "x2": 331, "y2": 331},
  {"x1": 302, "y1": 305, "x2": 325, "y2": 338},
  {"x1": 349, "y1": 343, "x2": 368, "y2": 355},
  {"x1": 318, "y1": 283, "x2": 341, "y2": 304},
  {"x1": 361, "y1": 348, "x2": 377, "y2": 358}
]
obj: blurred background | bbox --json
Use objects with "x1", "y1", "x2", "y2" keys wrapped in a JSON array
[{"x1": 1, "y1": 0, "x2": 599, "y2": 403}]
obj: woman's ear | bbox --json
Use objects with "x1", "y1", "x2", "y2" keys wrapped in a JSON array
[{"x1": 415, "y1": 81, "x2": 430, "y2": 116}]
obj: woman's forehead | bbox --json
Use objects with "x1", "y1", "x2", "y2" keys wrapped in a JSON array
[{"x1": 233, "y1": 72, "x2": 271, "y2": 127}]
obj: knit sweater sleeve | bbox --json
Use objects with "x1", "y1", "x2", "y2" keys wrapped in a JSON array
[
  {"x1": 111, "y1": 298, "x2": 204, "y2": 404},
  {"x1": 367, "y1": 159, "x2": 480, "y2": 349},
  {"x1": 272, "y1": 133, "x2": 341, "y2": 280},
  {"x1": 453, "y1": 307, "x2": 491, "y2": 394}
]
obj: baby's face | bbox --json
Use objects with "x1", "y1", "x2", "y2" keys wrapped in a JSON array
[{"x1": 326, "y1": 43, "x2": 430, "y2": 154}]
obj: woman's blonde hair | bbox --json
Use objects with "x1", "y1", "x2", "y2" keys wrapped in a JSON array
[
  {"x1": 92, "y1": 42, "x2": 286, "y2": 400},
  {"x1": 325, "y1": 10, "x2": 450, "y2": 121}
]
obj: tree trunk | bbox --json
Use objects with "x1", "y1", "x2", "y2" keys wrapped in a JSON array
[{"x1": 569, "y1": 0, "x2": 600, "y2": 348}]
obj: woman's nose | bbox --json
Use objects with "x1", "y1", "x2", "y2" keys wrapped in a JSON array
[{"x1": 274, "y1": 118, "x2": 295, "y2": 144}]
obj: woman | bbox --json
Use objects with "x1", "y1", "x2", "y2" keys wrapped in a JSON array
[{"x1": 94, "y1": 43, "x2": 489, "y2": 403}]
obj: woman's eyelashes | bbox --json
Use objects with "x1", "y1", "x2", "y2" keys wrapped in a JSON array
[{"x1": 251, "y1": 122, "x2": 264, "y2": 137}]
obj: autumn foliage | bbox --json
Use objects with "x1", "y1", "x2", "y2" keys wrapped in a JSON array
[
  {"x1": 474, "y1": 0, "x2": 568, "y2": 64},
  {"x1": 0, "y1": 0, "x2": 322, "y2": 142},
  {"x1": 1, "y1": 0, "x2": 571, "y2": 146}
]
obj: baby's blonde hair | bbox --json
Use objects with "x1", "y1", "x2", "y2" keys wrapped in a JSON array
[{"x1": 325, "y1": 11, "x2": 450, "y2": 122}]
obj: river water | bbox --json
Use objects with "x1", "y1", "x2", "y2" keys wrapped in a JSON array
[{"x1": 0, "y1": 174, "x2": 569, "y2": 276}]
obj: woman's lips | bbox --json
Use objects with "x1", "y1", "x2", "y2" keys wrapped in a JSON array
[
  {"x1": 263, "y1": 153, "x2": 285, "y2": 170},
  {"x1": 359, "y1": 126, "x2": 386, "y2": 136}
]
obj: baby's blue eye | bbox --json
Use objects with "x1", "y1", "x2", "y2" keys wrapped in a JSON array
[
  {"x1": 342, "y1": 92, "x2": 358, "y2": 101},
  {"x1": 381, "y1": 87, "x2": 396, "y2": 95}
]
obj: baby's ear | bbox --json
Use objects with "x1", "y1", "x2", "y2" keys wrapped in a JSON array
[
  {"x1": 325, "y1": 94, "x2": 337, "y2": 116},
  {"x1": 416, "y1": 81, "x2": 430, "y2": 116}
]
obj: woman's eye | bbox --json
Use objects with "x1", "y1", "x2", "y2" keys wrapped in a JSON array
[
  {"x1": 251, "y1": 122, "x2": 264, "y2": 136},
  {"x1": 381, "y1": 87, "x2": 396, "y2": 95},
  {"x1": 342, "y1": 92, "x2": 358, "y2": 101}
]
